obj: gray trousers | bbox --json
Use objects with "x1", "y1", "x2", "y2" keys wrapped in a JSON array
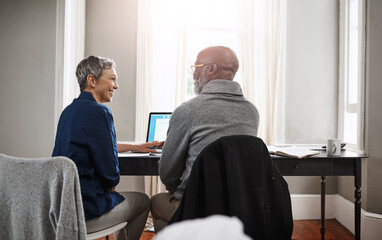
[
  {"x1": 86, "y1": 192, "x2": 150, "y2": 240},
  {"x1": 150, "y1": 192, "x2": 180, "y2": 233}
]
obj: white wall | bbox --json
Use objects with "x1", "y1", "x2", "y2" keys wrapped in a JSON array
[
  {"x1": 283, "y1": 0, "x2": 338, "y2": 194},
  {"x1": 85, "y1": 0, "x2": 144, "y2": 192},
  {"x1": 285, "y1": 0, "x2": 338, "y2": 144},
  {"x1": 363, "y1": 0, "x2": 382, "y2": 214},
  {"x1": 85, "y1": 0, "x2": 137, "y2": 142},
  {"x1": 0, "y1": 0, "x2": 57, "y2": 158}
]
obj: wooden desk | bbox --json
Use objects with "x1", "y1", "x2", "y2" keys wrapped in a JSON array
[{"x1": 118, "y1": 150, "x2": 366, "y2": 240}]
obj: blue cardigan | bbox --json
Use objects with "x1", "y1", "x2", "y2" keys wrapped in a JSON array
[{"x1": 52, "y1": 91, "x2": 124, "y2": 220}]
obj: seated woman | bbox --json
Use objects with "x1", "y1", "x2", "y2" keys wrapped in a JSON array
[{"x1": 52, "y1": 56, "x2": 157, "y2": 240}]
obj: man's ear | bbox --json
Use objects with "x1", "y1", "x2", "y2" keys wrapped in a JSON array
[
  {"x1": 87, "y1": 74, "x2": 96, "y2": 88},
  {"x1": 208, "y1": 64, "x2": 218, "y2": 75}
]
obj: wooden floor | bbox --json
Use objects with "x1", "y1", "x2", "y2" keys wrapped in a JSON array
[
  {"x1": 98, "y1": 219, "x2": 354, "y2": 240},
  {"x1": 292, "y1": 220, "x2": 354, "y2": 240}
]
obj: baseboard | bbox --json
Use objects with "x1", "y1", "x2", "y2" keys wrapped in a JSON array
[
  {"x1": 334, "y1": 194, "x2": 355, "y2": 234},
  {"x1": 291, "y1": 194, "x2": 382, "y2": 240},
  {"x1": 335, "y1": 194, "x2": 382, "y2": 240},
  {"x1": 291, "y1": 194, "x2": 336, "y2": 220}
]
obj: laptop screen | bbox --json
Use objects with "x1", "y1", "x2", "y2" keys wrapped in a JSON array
[{"x1": 146, "y1": 112, "x2": 172, "y2": 142}]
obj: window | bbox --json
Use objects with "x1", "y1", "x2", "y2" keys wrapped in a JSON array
[
  {"x1": 151, "y1": 0, "x2": 241, "y2": 103},
  {"x1": 185, "y1": 0, "x2": 241, "y2": 98},
  {"x1": 55, "y1": 0, "x2": 85, "y2": 129},
  {"x1": 339, "y1": 0, "x2": 366, "y2": 152},
  {"x1": 140, "y1": 0, "x2": 286, "y2": 144}
]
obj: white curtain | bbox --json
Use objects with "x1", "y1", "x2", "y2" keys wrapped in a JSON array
[
  {"x1": 150, "y1": 0, "x2": 189, "y2": 111},
  {"x1": 136, "y1": 0, "x2": 286, "y2": 196},
  {"x1": 136, "y1": 0, "x2": 158, "y2": 198},
  {"x1": 136, "y1": 0, "x2": 188, "y2": 197},
  {"x1": 135, "y1": 0, "x2": 153, "y2": 143},
  {"x1": 240, "y1": 0, "x2": 286, "y2": 145}
]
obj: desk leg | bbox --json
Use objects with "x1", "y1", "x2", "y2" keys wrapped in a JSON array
[
  {"x1": 355, "y1": 159, "x2": 361, "y2": 240},
  {"x1": 321, "y1": 176, "x2": 326, "y2": 240}
]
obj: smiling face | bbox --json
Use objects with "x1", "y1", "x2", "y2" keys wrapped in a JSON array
[{"x1": 92, "y1": 68, "x2": 119, "y2": 103}]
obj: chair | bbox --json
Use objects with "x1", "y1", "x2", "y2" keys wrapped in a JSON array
[
  {"x1": 169, "y1": 135, "x2": 294, "y2": 240},
  {"x1": 0, "y1": 153, "x2": 127, "y2": 240},
  {"x1": 0, "y1": 153, "x2": 87, "y2": 240}
]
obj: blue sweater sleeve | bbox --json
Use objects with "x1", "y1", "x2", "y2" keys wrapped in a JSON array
[{"x1": 86, "y1": 107, "x2": 120, "y2": 189}]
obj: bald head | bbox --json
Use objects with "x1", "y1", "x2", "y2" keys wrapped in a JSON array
[
  {"x1": 196, "y1": 46, "x2": 239, "y2": 80},
  {"x1": 193, "y1": 46, "x2": 240, "y2": 94}
]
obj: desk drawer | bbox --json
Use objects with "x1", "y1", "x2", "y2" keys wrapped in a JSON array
[
  {"x1": 274, "y1": 158, "x2": 333, "y2": 176},
  {"x1": 274, "y1": 158, "x2": 355, "y2": 176}
]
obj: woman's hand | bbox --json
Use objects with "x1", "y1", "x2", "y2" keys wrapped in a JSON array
[
  {"x1": 117, "y1": 141, "x2": 165, "y2": 153},
  {"x1": 131, "y1": 141, "x2": 163, "y2": 153},
  {"x1": 155, "y1": 141, "x2": 165, "y2": 148}
]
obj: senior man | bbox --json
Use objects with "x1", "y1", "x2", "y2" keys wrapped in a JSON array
[{"x1": 151, "y1": 46, "x2": 260, "y2": 232}]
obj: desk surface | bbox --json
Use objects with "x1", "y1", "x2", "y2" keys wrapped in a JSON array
[
  {"x1": 118, "y1": 150, "x2": 367, "y2": 176},
  {"x1": 272, "y1": 150, "x2": 366, "y2": 176}
]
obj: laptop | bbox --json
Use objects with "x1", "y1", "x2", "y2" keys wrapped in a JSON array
[{"x1": 146, "y1": 112, "x2": 172, "y2": 148}]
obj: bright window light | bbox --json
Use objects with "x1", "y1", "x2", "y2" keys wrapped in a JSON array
[{"x1": 340, "y1": 0, "x2": 365, "y2": 151}]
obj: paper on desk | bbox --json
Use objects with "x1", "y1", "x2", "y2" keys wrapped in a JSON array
[
  {"x1": 149, "y1": 153, "x2": 162, "y2": 157},
  {"x1": 118, "y1": 152, "x2": 162, "y2": 157},
  {"x1": 118, "y1": 152, "x2": 150, "y2": 157},
  {"x1": 267, "y1": 146, "x2": 320, "y2": 159}
]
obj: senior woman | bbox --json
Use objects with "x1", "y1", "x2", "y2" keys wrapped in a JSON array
[{"x1": 52, "y1": 56, "x2": 156, "y2": 240}]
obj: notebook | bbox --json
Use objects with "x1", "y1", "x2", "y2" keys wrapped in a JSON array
[
  {"x1": 267, "y1": 146, "x2": 320, "y2": 159},
  {"x1": 146, "y1": 112, "x2": 172, "y2": 143}
]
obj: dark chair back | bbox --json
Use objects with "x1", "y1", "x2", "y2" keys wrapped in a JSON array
[{"x1": 169, "y1": 135, "x2": 293, "y2": 240}]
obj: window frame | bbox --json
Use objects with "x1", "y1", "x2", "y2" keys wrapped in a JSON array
[{"x1": 338, "y1": 0, "x2": 366, "y2": 153}]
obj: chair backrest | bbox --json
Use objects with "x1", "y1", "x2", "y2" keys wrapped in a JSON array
[
  {"x1": 169, "y1": 135, "x2": 293, "y2": 240},
  {"x1": 0, "y1": 153, "x2": 87, "y2": 240}
]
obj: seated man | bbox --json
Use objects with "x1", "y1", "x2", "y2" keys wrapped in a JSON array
[{"x1": 151, "y1": 46, "x2": 260, "y2": 232}]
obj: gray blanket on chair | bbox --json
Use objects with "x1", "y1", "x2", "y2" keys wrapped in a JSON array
[{"x1": 0, "y1": 153, "x2": 87, "y2": 240}]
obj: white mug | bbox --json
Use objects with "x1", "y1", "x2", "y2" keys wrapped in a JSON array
[{"x1": 327, "y1": 139, "x2": 341, "y2": 156}]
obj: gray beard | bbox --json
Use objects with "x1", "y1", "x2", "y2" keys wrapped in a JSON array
[{"x1": 193, "y1": 70, "x2": 208, "y2": 95}]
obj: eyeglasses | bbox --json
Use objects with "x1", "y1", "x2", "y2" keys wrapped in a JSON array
[{"x1": 190, "y1": 63, "x2": 214, "y2": 73}]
